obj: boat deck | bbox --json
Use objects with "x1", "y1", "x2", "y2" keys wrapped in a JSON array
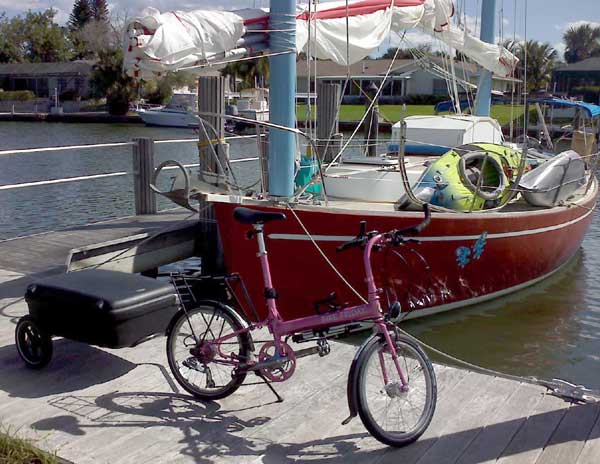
[{"x1": 318, "y1": 181, "x2": 595, "y2": 215}]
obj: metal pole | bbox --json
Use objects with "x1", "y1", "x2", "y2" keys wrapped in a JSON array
[
  {"x1": 474, "y1": 0, "x2": 497, "y2": 117},
  {"x1": 132, "y1": 137, "x2": 157, "y2": 215},
  {"x1": 268, "y1": 0, "x2": 297, "y2": 199}
]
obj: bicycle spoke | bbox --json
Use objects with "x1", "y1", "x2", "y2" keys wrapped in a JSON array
[{"x1": 357, "y1": 336, "x2": 435, "y2": 446}]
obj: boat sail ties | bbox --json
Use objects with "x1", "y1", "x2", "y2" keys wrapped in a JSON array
[{"x1": 287, "y1": 200, "x2": 600, "y2": 404}]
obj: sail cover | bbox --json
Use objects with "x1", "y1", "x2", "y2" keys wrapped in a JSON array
[{"x1": 124, "y1": 0, "x2": 517, "y2": 80}]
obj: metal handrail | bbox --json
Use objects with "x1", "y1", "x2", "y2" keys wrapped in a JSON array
[
  {"x1": 0, "y1": 137, "x2": 260, "y2": 192},
  {"x1": 0, "y1": 135, "x2": 258, "y2": 157}
]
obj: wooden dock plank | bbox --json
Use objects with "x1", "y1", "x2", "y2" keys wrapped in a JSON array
[
  {"x1": 414, "y1": 375, "x2": 517, "y2": 464},
  {"x1": 0, "y1": 210, "x2": 195, "y2": 279},
  {"x1": 376, "y1": 369, "x2": 490, "y2": 464},
  {"x1": 534, "y1": 402, "x2": 600, "y2": 464},
  {"x1": 455, "y1": 382, "x2": 545, "y2": 464},
  {"x1": 575, "y1": 406, "x2": 600, "y2": 464},
  {"x1": 497, "y1": 393, "x2": 571, "y2": 464}
]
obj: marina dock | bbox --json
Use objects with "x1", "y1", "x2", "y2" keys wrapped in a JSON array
[{"x1": 0, "y1": 216, "x2": 599, "y2": 463}]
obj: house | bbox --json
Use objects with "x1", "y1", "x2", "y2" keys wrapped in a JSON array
[
  {"x1": 553, "y1": 57, "x2": 600, "y2": 99},
  {"x1": 0, "y1": 61, "x2": 95, "y2": 99},
  {"x1": 297, "y1": 58, "x2": 518, "y2": 103}
]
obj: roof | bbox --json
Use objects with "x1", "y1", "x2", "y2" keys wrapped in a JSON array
[
  {"x1": 0, "y1": 61, "x2": 96, "y2": 76},
  {"x1": 296, "y1": 57, "x2": 509, "y2": 80},
  {"x1": 535, "y1": 98, "x2": 600, "y2": 118},
  {"x1": 296, "y1": 59, "x2": 414, "y2": 78},
  {"x1": 554, "y1": 57, "x2": 600, "y2": 73},
  {"x1": 403, "y1": 114, "x2": 501, "y2": 130}
]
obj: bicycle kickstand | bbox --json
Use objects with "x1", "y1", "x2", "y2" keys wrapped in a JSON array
[{"x1": 255, "y1": 372, "x2": 284, "y2": 403}]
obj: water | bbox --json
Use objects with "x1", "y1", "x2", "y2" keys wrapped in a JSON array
[
  {"x1": 0, "y1": 122, "x2": 260, "y2": 239},
  {"x1": 2, "y1": 122, "x2": 600, "y2": 388}
]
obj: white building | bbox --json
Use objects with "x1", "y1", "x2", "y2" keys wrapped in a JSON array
[{"x1": 297, "y1": 57, "x2": 518, "y2": 103}]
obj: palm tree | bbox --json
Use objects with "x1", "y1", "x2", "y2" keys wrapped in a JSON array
[
  {"x1": 221, "y1": 57, "x2": 269, "y2": 90},
  {"x1": 564, "y1": 24, "x2": 600, "y2": 63},
  {"x1": 508, "y1": 40, "x2": 557, "y2": 93}
]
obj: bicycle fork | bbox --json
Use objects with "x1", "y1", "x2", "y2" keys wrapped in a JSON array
[{"x1": 342, "y1": 325, "x2": 408, "y2": 425}]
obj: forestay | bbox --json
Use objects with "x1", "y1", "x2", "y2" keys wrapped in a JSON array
[{"x1": 124, "y1": 0, "x2": 517, "y2": 80}]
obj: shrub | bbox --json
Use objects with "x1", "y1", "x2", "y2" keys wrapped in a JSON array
[
  {"x1": 404, "y1": 94, "x2": 448, "y2": 105},
  {"x1": 59, "y1": 89, "x2": 80, "y2": 101},
  {"x1": 571, "y1": 86, "x2": 600, "y2": 104},
  {"x1": 0, "y1": 90, "x2": 36, "y2": 101}
]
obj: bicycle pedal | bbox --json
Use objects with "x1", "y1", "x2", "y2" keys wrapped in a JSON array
[{"x1": 182, "y1": 357, "x2": 205, "y2": 373}]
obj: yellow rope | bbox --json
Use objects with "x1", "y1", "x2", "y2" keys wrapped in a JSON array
[{"x1": 198, "y1": 138, "x2": 225, "y2": 148}]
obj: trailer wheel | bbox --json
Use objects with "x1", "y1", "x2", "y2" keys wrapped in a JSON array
[{"x1": 15, "y1": 316, "x2": 53, "y2": 369}]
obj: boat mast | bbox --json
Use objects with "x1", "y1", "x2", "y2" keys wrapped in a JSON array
[
  {"x1": 474, "y1": 0, "x2": 497, "y2": 117},
  {"x1": 268, "y1": 0, "x2": 297, "y2": 199}
]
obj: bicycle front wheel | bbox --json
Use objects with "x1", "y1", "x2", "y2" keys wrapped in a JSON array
[{"x1": 355, "y1": 333, "x2": 436, "y2": 447}]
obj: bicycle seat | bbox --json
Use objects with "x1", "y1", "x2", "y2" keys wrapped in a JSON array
[{"x1": 233, "y1": 207, "x2": 287, "y2": 224}]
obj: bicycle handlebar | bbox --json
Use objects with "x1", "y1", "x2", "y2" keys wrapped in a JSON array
[
  {"x1": 392, "y1": 204, "x2": 431, "y2": 237},
  {"x1": 336, "y1": 237, "x2": 366, "y2": 252},
  {"x1": 336, "y1": 204, "x2": 431, "y2": 252}
]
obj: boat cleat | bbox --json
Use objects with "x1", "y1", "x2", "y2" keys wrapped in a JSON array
[{"x1": 544, "y1": 378, "x2": 600, "y2": 403}]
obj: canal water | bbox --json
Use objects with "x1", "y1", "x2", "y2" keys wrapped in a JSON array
[{"x1": 1, "y1": 122, "x2": 600, "y2": 388}]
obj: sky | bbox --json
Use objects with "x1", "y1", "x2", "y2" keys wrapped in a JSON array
[{"x1": 0, "y1": 0, "x2": 599, "y2": 60}]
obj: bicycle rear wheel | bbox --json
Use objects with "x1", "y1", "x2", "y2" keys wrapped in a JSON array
[
  {"x1": 167, "y1": 302, "x2": 250, "y2": 400},
  {"x1": 355, "y1": 333, "x2": 436, "y2": 447}
]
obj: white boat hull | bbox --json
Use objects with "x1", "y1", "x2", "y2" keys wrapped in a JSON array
[{"x1": 138, "y1": 109, "x2": 199, "y2": 128}]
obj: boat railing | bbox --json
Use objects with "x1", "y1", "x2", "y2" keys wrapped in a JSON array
[
  {"x1": 0, "y1": 135, "x2": 260, "y2": 215},
  {"x1": 395, "y1": 119, "x2": 600, "y2": 213}
]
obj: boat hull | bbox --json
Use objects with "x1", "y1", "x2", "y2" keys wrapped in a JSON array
[
  {"x1": 212, "y1": 185, "x2": 597, "y2": 322},
  {"x1": 138, "y1": 109, "x2": 199, "y2": 128}
]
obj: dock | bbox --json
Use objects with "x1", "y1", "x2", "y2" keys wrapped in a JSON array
[
  {"x1": 0, "y1": 215, "x2": 599, "y2": 463},
  {"x1": 0, "y1": 209, "x2": 199, "y2": 296}
]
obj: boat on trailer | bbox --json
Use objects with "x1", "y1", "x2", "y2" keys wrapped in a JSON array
[{"x1": 125, "y1": 0, "x2": 599, "y2": 321}]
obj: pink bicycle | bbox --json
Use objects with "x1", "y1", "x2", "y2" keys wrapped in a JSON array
[{"x1": 166, "y1": 205, "x2": 437, "y2": 447}]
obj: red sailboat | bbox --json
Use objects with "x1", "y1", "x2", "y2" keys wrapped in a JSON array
[{"x1": 126, "y1": 0, "x2": 599, "y2": 321}]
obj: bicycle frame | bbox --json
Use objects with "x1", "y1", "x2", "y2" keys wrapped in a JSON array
[{"x1": 202, "y1": 222, "x2": 409, "y2": 386}]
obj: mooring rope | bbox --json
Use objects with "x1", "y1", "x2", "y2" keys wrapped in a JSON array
[{"x1": 286, "y1": 199, "x2": 600, "y2": 402}]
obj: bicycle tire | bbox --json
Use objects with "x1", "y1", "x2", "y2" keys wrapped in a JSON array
[
  {"x1": 167, "y1": 302, "x2": 251, "y2": 400},
  {"x1": 354, "y1": 333, "x2": 436, "y2": 447}
]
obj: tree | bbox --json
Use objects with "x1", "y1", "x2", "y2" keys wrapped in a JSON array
[
  {"x1": 143, "y1": 72, "x2": 198, "y2": 105},
  {"x1": 91, "y1": 48, "x2": 138, "y2": 115},
  {"x1": 71, "y1": 19, "x2": 116, "y2": 59},
  {"x1": 0, "y1": 13, "x2": 24, "y2": 63},
  {"x1": 564, "y1": 24, "x2": 600, "y2": 63},
  {"x1": 221, "y1": 57, "x2": 269, "y2": 90},
  {"x1": 91, "y1": 0, "x2": 110, "y2": 23},
  {"x1": 380, "y1": 44, "x2": 432, "y2": 60},
  {"x1": 511, "y1": 40, "x2": 558, "y2": 92},
  {"x1": 69, "y1": 0, "x2": 93, "y2": 32},
  {"x1": 0, "y1": 10, "x2": 72, "y2": 63}
]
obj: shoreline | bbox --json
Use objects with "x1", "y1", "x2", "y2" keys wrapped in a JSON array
[{"x1": 0, "y1": 111, "x2": 143, "y2": 124}]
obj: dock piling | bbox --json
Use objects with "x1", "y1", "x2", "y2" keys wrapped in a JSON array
[
  {"x1": 316, "y1": 82, "x2": 342, "y2": 163},
  {"x1": 197, "y1": 76, "x2": 227, "y2": 274},
  {"x1": 132, "y1": 137, "x2": 157, "y2": 215}
]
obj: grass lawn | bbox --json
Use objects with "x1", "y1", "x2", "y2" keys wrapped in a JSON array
[
  {"x1": 0, "y1": 428, "x2": 59, "y2": 464},
  {"x1": 296, "y1": 104, "x2": 526, "y2": 127}
]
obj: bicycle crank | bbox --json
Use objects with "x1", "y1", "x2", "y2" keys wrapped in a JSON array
[{"x1": 256, "y1": 341, "x2": 297, "y2": 382}]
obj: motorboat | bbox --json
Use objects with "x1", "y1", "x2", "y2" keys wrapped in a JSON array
[{"x1": 138, "y1": 92, "x2": 199, "y2": 128}]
